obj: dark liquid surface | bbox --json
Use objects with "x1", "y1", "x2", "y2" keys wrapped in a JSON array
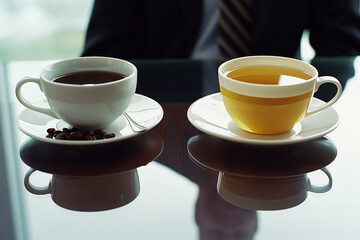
[{"x1": 53, "y1": 71, "x2": 127, "y2": 85}]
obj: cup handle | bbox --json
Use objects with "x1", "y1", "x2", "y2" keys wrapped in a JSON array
[
  {"x1": 15, "y1": 77, "x2": 58, "y2": 118},
  {"x1": 24, "y1": 168, "x2": 51, "y2": 195},
  {"x1": 307, "y1": 167, "x2": 333, "y2": 193},
  {"x1": 305, "y1": 76, "x2": 342, "y2": 117}
]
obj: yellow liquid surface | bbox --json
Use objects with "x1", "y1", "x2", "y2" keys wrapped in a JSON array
[
  {"x1": 222, "y1": 65, "x2": 313, "y2": 134},
  {"x1": 226, "y1": 65, "x2": 312, "y2": 85}
]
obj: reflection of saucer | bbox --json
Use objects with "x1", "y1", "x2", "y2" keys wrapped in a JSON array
[
  {"x1": 187, "y1": 93, "x2": 339, "y2": 145},
  {"x1": 21, "y1": 130, "x2": 164, "y2": 212},
  {"x1": 20, "y1": 131, "x2": 164, "y2": 176},
  {"x1": 187, "y1": 134, "x2": 337, "y2": 178},
  {"x1": 17, "y1": 94, "x2": 163, "y2": 145},
  {"x1": 187, "y1": 135, "x2": 335, "y2": 210}
]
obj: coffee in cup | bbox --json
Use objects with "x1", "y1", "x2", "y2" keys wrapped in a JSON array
[
  {"x1": 15, "y1": 57, "x2": 137, "y2": 130},
  {"x1": 218, "y1": 56, "x2": 342, "y2": 135},
  {"x1": 52, "y1": 70, "x2": 127, "y2": 85}
]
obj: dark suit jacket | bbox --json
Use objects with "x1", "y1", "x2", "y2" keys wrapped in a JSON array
[{"x1": 82, "y1": 0, "x2": 360, "y2": 59}]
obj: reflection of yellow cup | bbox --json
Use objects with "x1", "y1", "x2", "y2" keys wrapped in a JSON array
[
  {"x1": 218, "y1": 56, "x2": 342, "y2": 135},
  {"x1": 217, "y1": 168, "x2": 332, "y2": 210}
]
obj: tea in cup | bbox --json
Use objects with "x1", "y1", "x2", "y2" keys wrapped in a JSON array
[
  {"x1": 218, "y1": 56, "x2": 342, "y2": 134},
  {"x1": 15, "y1": 57, "x2": 137, "y2": 130}
]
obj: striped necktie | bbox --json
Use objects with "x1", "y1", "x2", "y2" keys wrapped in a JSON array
[{"x1": 218, "y1": 0, "x2": 252, "y2": 59}]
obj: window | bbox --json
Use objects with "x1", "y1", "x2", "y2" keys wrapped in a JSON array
[{"x1": 0, "y1": 0, "x2": 94, "y2": 60}]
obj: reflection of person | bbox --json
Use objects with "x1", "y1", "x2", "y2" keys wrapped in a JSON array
[
  {"x1": 196, "y1": 178, "x2": 257, "y2": 240},
  {"x1": 82, "y1": 0, "x2": 360, "y2": 59},
  {"x1": 155, "y1": 152, "x2": 258, "y2": 239},
  {"x1": 149, "y1": 104, "x2": 258, "y2": 239},
  {"x1": 173, "y1": 165, "x2": 258, "y2": 240}
]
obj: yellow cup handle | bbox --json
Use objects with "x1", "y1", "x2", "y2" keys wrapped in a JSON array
[
  {"x1": 307, "y1": 168, "x2": 333, "y2": 193},
  {"x1": 305, "y1": 76, "x2": 342, "y2": 117}
]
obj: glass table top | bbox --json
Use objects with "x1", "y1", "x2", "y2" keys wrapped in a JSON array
[{"x1": 1, "y1": 57, "x2": 360, "y2": 240}]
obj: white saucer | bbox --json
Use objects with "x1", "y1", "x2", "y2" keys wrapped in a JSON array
[
  {"x1": 187, "y1": 93, "x2": 339, "y2": 145},
  {"x1": 17, "y1": 94, "x2": 163, "y2": 145}
]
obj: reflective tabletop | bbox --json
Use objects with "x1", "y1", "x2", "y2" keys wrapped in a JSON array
[{"x1": 1, "y1": 57, "x2": 360, "y2": 240}]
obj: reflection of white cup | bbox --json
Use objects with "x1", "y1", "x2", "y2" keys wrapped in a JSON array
[
  {"x1": 218, "y1": 56, "x2": 342, "y2": 134},
  {"x1": 15, "y1": 57, "x2": 137, "y2": 129},
  {"x1": 24, "y1": 168, "x2": 140, "y2": 211},
  {"x1": 217, "y1": 168, "x2": 332, "y2": 210}
]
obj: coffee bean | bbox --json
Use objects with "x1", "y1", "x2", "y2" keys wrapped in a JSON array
[
  {"x1": 46, "y1": 134, "x2": 54, "y2": 138},
  {"x1": 81, "y1": 129, "x2": 91, "y2": 135},
  {"x1": 46, "y1": 127, "x2": 116, "y2": 141},
  {"x1": 53, "y1": 130, "x2": 62, "y2": 136},
  {"x1": 105, "y1": 133, "x2": 116, "y2": 138},
  {"x1": 70, "y1": 131, "x2": 83, "y2": 140},
  {"x1": 96, "y1": 135, "x2": 105, "y2": 139},
  {"x1": 47, "y1": 128, "x2": 56, "y2": 134},
  {"x1": 93, "y1": 129, "x2": 105, "y2": 135},
  {"x1": 84, "y1": 134, "x2": 97, "y2": 140},
  {"x1": 55, "y1": 132, "x2": 69, "y2": 140}
]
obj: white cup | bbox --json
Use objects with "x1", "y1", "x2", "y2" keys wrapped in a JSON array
[
  {"x1": 15, "y1": 57, "x2": 137, "y2": 130},
  {"x1": 24, "y1": 168, "x2": 140, "y2": 211}
]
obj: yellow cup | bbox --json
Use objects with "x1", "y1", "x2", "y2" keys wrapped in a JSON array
[{"x1": 218, "y1": 56, "x2": 342, "y2": 135}]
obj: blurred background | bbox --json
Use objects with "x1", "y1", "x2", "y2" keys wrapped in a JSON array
[
  {"x1": 0, "y1": 0, "x2": 94, "y2": 61},
  {"x1": 0, "y1": 0, "x2": 315, "y2": 61}
]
